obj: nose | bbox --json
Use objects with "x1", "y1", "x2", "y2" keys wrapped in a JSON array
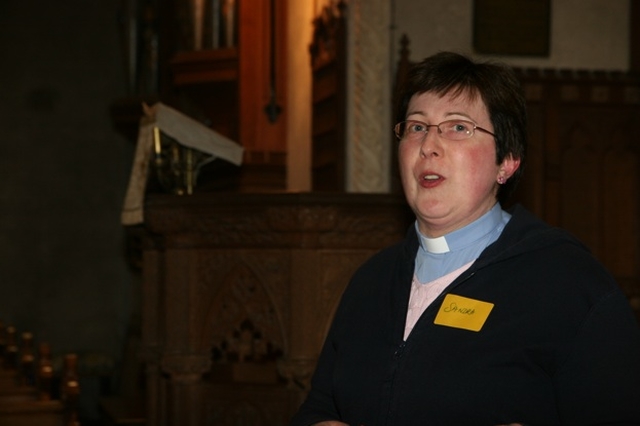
[{"x1": 419, "y1": 127, "x2": 441, "y2": 158}]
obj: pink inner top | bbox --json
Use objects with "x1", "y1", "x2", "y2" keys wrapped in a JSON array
[{"x1": 404, "y1": 261, "x2": 474, "y2": 340}]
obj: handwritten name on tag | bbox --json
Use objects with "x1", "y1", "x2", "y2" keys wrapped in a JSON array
[{"x1": 434, "y1": 294, "x2": 494, "y2": 332}]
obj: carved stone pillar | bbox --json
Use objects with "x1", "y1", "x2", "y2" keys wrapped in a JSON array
[{"x1": 345, "y1": 0, "x2": 393, "y2": 192}]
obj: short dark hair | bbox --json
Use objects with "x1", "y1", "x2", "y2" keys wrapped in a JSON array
[{"x1": 395, "y1": 51, "x2": 527, "y2": 204}]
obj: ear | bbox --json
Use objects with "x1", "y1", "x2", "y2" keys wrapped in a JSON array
[{"x1": 498, "y1": 155, "x2": 521, "y2": 180}]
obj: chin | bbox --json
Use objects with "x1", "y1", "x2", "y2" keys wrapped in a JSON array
[{"x1": 415, "y1": 205, "x2": 449, "y2": 225}]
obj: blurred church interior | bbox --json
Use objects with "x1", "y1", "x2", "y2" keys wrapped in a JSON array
[{"x1": 0, "y1": 0, "x2": 638, "y2": 424}]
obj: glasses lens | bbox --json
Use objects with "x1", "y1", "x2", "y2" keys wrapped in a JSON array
[
  {"x1": 440, "y1": 120, "x2": 474, "y2": 141},
  {"x1": 395, "y1": 120, "x2": 426, "y2": 140}
]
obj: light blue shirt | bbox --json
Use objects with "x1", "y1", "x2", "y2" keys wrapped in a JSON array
[{"x1": 414, "y1": 203, "x2": 511, "y2": 283}]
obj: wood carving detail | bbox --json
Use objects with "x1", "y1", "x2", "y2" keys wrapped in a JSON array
[
  {"x1": 161, "y1": 353, "x2": 212, "y2": 378},
  {"x1": 141, "y1": 193, "x2": 411, "y2": 424},
  {"x1": 145, "y1": 195, "x2": 411, "y2": 249},
  {"x1": 197, "y1": 252, "x2": 289, "y2": 375}
]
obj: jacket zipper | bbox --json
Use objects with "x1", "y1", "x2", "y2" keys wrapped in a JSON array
[{"x1": 383, "y1": 271, "x2": 477, "y2": 424}]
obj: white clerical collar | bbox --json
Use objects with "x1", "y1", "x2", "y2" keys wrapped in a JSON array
[
  {"x1": 417, "y1": 203, "x2": 510, "y2": 254},
  {"x1": 423, "y1": 236, "x2": 450, "y2": 254}
]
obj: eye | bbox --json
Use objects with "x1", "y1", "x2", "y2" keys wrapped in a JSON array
[
  {"x1": 449, "y1": 120, "x2": 473, "y2": 134},
  {"x1": 407, "y1": 121, "x2": 427, "y2": 133}
]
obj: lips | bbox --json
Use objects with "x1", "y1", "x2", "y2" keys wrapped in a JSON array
[{"x1": 419, "y1": 172, "x2": 443, "y2": 188}]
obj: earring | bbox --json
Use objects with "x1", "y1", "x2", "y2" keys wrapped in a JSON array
[{"x1": 497, "y1": 176, "x2": 506, "y2": 185}]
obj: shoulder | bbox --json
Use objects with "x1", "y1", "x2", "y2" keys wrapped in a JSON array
[
  {"x1": 489, "y1": 204, "x2": 620, "y2": 298},
  {"x1": 498, "y1": 204, "x2": 592, "y2": 257}
]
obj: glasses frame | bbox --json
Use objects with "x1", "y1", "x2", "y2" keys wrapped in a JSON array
[{"x1": 394, "y1": 119, "x2": 496, "y2": 141}]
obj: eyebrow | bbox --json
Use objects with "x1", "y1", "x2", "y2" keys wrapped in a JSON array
[
  {"x1": 444, "y1": 111, "x2": 476, "y2": 121},
  {"x1": 405, "y1": 111, "x2": 478, "y2": 122}
]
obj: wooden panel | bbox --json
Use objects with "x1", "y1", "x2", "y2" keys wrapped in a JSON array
[
  {"x1": 203, "y1": 383, "x2": 301, "y2": 425},
  {"x1": 170, "y1": 48, "x2": 239, "y2": 85},
  {"x1": 512, "y1": 70, "x2": 640, "y2": 317},
  {"x1": 139, "y1": 192, "x2": 412, "y2": 426},
  {"x1": 507, "y1": 100, "x2": 545, "y2": 214},
  {"x1": 0, "y1": 400, "x2": 64, "y2": 426},
  {"x1": 561, "y1": 124, "x2": 600, "y2": 256},
  {"x1": 238, "y1": 0, "x2": 287, "y2": 154},
  {"x1": 603, "y1": 147, "x2": 638, "y2": 278}
]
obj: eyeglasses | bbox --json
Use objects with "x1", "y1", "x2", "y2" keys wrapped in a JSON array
[{"x1": 394, "y1": 119, "x2": 496, "y2": 142}]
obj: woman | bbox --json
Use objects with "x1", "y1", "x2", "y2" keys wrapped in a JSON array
[{"x1": 290, "y1": 52, "x2": 640, "y2": 425}]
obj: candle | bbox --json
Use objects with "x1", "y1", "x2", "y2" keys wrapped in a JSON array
[{"x1": 153, "y1": 126, "x2": 161, "y2": 154}]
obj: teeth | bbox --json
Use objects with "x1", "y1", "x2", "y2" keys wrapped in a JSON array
[{"x1": 423, "y1": 174, "x2": 439, "y2": 180}]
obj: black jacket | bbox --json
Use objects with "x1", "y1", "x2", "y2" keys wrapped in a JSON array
[{"x1": 291, "y1": 205, "x2": 640, "y2": 426}]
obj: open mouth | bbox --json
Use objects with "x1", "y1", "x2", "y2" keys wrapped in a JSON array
[
  {"x1": 423, "y1": 174, "x2": 440, "y2": 181},
  {"x1": 419, "y1": 172, "x2": 443, "y2": 187}
]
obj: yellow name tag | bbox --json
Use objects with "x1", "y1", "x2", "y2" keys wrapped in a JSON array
[{"x1": 434, "y1": 294, "x2": 494, "y2": 332}]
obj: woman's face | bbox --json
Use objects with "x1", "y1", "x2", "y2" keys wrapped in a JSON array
[{"x1": 398, "y1": 90, "x2": 519, "y2": 237}]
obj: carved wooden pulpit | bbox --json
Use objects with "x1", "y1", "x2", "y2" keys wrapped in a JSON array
[{"x1": 138, "y1": 192, "x2": 411, "y2": 426}]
